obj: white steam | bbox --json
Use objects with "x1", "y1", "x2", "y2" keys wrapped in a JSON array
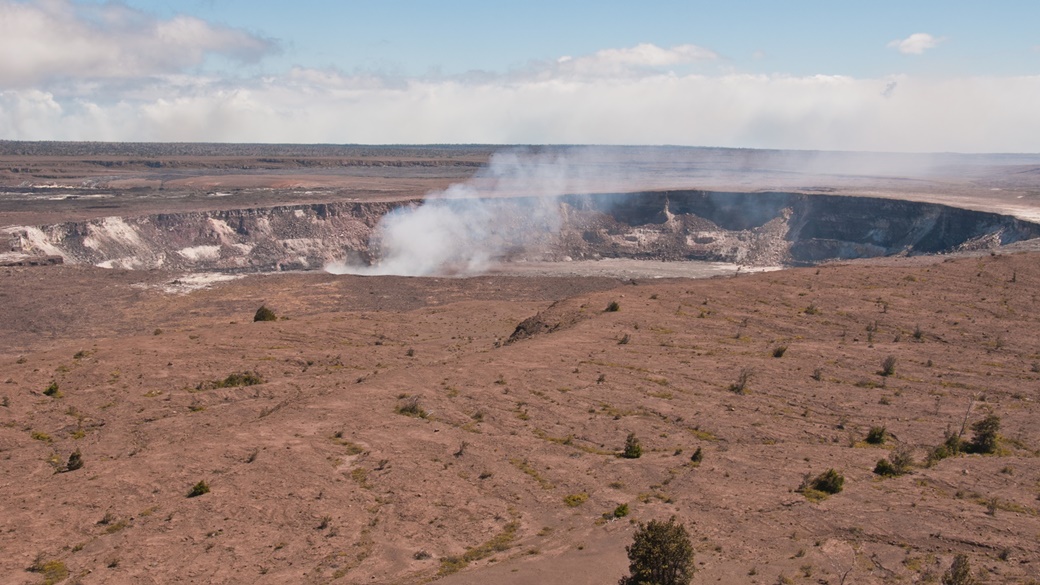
[{"x1": 327, "y1": 150, "x2": 601, "y2": 276}]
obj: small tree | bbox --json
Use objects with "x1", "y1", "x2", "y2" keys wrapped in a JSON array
[
  {"x1": 619, "y1": 516, "x2": 694, "y2": 585},
  {"x1": 968, "y1": 415, "x2": 1000, "y2": 454},
  {"x1": 622, "y1": 433, "x2": 642, "y2": 459},
  {"x1": 941, "y1": 554, "x2": 976, "y2": 585}
]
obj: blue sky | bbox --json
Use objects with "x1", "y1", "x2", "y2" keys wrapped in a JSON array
[
  {"x1": 117, "y1": 0, "x2": 1040, "y2": 77},
  {"x1": 1, "y1": 0, "x2": 1039, "y2": 151}
]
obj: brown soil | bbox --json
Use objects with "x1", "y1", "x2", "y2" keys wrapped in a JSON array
[{"x1": 2, "y1": 251, "x2": 1039, "y2": 584}]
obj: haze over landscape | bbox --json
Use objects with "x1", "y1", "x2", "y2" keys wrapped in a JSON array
[{"x1": 2, "y1": 0, "x2": 1040, "y2": 151}]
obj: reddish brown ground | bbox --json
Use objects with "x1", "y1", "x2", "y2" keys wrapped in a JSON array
[{"x1": 2, "y1": 250, "x2": 1039, "y2": 585}]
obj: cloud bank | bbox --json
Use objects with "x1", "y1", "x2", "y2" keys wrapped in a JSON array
[
  {"x1": 4, "y1": 69, "x2": 1038, "y2": 152},
  {"x1": 0, "y1": 2, "x2": 1037, "y2": 153}
]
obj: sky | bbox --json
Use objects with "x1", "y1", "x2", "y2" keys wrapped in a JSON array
[{"x1": 1, "y1": 0, "x2": 1039, "y2": 152}]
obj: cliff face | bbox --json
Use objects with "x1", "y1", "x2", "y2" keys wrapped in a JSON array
[
  {"x1": 4, "y1": 191, "x2": 1038, "y2": 272},
  {"x1": 5, "y1": 201, "x2": 400, "y2": 271}
]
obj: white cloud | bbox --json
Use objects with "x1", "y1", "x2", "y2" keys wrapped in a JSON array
[
  {"x1": 3, "y1": 70, "x2": 1039, "y2": 153},
  {"x1": 887, "y1": 33, "x2": 943, "y2": 55},
  {"x1": 546, "y1": 43, "x2": 717, "y2": 79},
  {"x1": 0, "y1": 0, "x2": 275, "y2": 87},
  {"x1": 1, "y1": 38, "x2": 1038, "y2": 153}
]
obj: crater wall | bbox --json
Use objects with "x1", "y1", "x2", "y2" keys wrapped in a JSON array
[{"x1": 3, "y1": 191, "x2": 1038, "y2": 271}]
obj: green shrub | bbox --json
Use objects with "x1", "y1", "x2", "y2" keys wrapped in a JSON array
[
  {"x1": 619, "y1": 516, "x2": 694, "y2": 585},
  {"x1": 873, "y1": 458, "x2": 898, "y2": 477},
  {"x1": 967, "y1": 415, "x2": 1000, "y2": 454},
  {"x1": 612, "y1": 503, "x2": 630, "y2": 518},
  {"x1": 605, "y1": 301, "x2": 621, "y2": 312},
  {"x1": 801, "y1": 469, "x2": 844, "y2": 500},
  {"x1": 187, "y1": 480, "x2": 210, "y2": 498},
  {"x1": 253, "y1": 305, "x2": 277, "y2": 322},
  {"x1": 874, "y1": 446, "x2": 913, "y2": 478},
  {"x1": 927, "y1": 433, "x2": 964, "y2": 466},
  {"x1": 43, "y1": 381, "x2": 61, "y2": 398},
  {"x1": 621, "y1": 433, "x2": 642, "y2": 459},
  {"x1": 865, "y1": 426, "x2": 887, "y2": 445}
]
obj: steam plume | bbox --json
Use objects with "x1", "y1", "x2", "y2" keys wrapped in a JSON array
[{"x1": 327, "y1": 150, "x2": 595, "y2": 276}]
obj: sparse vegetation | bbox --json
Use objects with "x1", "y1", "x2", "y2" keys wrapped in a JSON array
[
  {"x1": 612, "y1": 503, "x2": 630, "y2": 518},
  {"x1": 927, "y1": 432, "x2": 964, "y2": 466},
  {"x1": 214, "y1": 371, "x2": 263, "y2": 388},
  {"x1": 453, "y1": 441, "x2": 468, "y2": 458},
  {"x1": 563, "y1": 492, "x2": 589, "y2": 507},
  {"x1": 941, "y1": 554, "x2": 976, "y2": 585},
  {"x1": 689, "y1": 447, "x2": 703, "y2": 465},
  {"x1": 253, "y1": 305, "x2": 277, "y2": 322},
  {"x1": 396, "y1": 395, "x2": 427, "y2": 418},
  {"x1": 438, "y1": 521, "x2": 519, "y2": 576},
  {"x1": 874, "y1": 445, "x2": 913, "y2": 477},
  {"x1": 865, "y1": 426, "x2": 887, "y2": 445},
  {"x1": 28, "y1": 556, "x2": 68, "y2": 585},
  {"x1": 619, "y1": 516, "x2": 694, "y2": 585},
  {"x1": 729, "y1": 367, "x2": 753, "y2": 394},
  {"x1": 43, "y1": 381, "x2": 61, "y2": 398},
  {"x1": 64, "y1": 450, "x2": 83, "y2": 472},
  {"x1": 621, "y1": 433, "x2": 642, "y2": 459},
  {"x1": 187, "y1": 480, "x2": 210, "y2": 498},
  {"x1": 605, "y1": 300, "x2": 621, "y2": 312},
  {"x1": 800, "y1": 469, "x2": 844, "y2": 501},
  {"x1": 879, "y1": 355, "x2": 897, "y2": 377}
]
